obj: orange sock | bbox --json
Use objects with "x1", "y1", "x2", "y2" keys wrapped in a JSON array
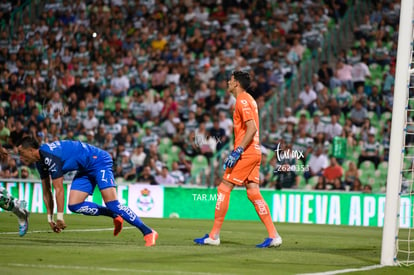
[
  {"x1": 209, "y1": 183, "x2": 232, "y2": 240},
  {"x1": 247, "y1": 188, "x2": 277, "y2": 238}
]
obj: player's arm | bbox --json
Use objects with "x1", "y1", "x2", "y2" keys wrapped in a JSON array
[
  {"x1": 223, "y1": 101, "x2": 258, "y2": 169},
  {"x1": 41, "y1": 177, "x2": 61, "y2": 233},
  {"x1": 51, "y1": 176, "x2": 67, "y2": 231},
  {"x1": 238, "y1": 119, "x2": 257, "y2": 150},
  {"x1": 41, "y1": 177, "x2": 54, "y2": 216},
  {"x1": 38, "y1": 151, "x2": 67, "y2": 232}
]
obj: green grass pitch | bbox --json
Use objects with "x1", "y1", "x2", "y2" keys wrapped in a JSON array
[{"x1": 0, "y1": 213, "x2": 413, "y2": 275}]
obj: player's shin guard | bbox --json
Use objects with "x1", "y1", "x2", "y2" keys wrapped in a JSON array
[
  {"x1": 105, "y1": 200, "x2": 152, "y2": 235},
  {"x1": 247, "y1": 188, "x2": 277, "y2": 238},
  {"x1": 68, "y1": 201, "x2": 117, "y2": 218},
  {"x1": 209, "y1": 183, "x2": 231, "y2": 240}
]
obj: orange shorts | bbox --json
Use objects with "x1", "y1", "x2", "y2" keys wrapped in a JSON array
[{"x1": 223, "y1": 154, "x2": 261, "y2": 185}]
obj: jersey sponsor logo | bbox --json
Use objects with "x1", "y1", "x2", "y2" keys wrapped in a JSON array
[
  {"x1": 118, "y1": 204, "x2": 137, "y2": 221},
  {"x1": 76, "y1": 205, "x2": 99, "y2": 215},
  {"x1": 136, "y1": 188, "x2": 154, "y2": 213},
  {"x1": 240, "y1": 99, "x2": 248, "y2": 105}
]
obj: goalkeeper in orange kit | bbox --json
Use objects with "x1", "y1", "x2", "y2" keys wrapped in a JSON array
[{"x1": 194, "y1": 71, "x2": 282, "y2": 248}]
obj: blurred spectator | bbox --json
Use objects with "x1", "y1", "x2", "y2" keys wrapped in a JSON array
[
  {"x1": 344, "y1": 161, "x2": 359, "y2": 188},
  {"x1": 304, "y1": 146, "x2": 329, "y2": 184},
  {"x1": 295, "y1": 83, "x2": 317, "y2": 115},
  {"x1": 371, "y1": 39, "x2": 390, "y2": 67},
  {"x1": 136, "y1": 165, "x2": 157, "y2": 185},
  {"x1": 359, "y1": 118, "x2": 377, "y2": 144},
  {"x1": 311, "y1": 74, "x2": 325, "y2": 94},
  {"x1": 115, "y1": 151, "x2": 135, "y2": 181},
  {"x1": 1, "y1": 157, "x2": 18, "y2": 178},
  {"x1": 314, "y1": 176, "x2": 327, "y2": 190},
  {"x1": 351, "y1": 178, "x2": 363, "y2": 192},
  {"x1": 279, "y1": 107, "x2": 297, "y2": 128},
  {"x1": 351, "y1": 57, "x2": 371, "y2": 91},
  {"x1": 318, "y1": 61, "x2": 334, "y2": 88},
  {"x1": 354, "y1": 14, "x2": 376, "y2": 41},
  {"x1": 324, "y1": 115, "x2": 343, "y2": 142},
  {"x1": 263, "y1": 123, "x2": 282, "y2": 150},
  {"x1": 336, "y1": 84, "x2": 352, "y2": 117},
  {"x1": 349, "y1": 100, "x2": 368, "y2": 127},
  {"x1": 367, "y1": 85, "x2": 383, "y2": 118},
  {"x1": 322, "y1": 156, "x2": 344, "y2": 190},
  {"x1": 306, "y1": 112, "x2": 325, "y2": 139},
  {"x1": 358, "y1": 132, "x2": 381, "y2": 169},
  {"x1": 83, "y1": 107, "x2": 99, "y2": 132},
  {"x1": 9, "y1": 120, "x2": 25, "y2": 148},
  {"x1": 383, "y1": 85, "x2": 394, "y2": 113},
  {"x1": 363, "y1": 184, "x2": 372, "y2": 193},
  {"x1": 141, "y1": 126, "x2": 160, "y2": 151},
  {"x1": 331, "y1": 59, "x2": 353, "y2": 91},
  {"x1": 316, "y1": 87, "x2": 331, "y2": 110},
  {"x1": 155, "y1": 166, "x2": 176, "y2": 185},
  {"x1": 161, "y1": 112, "x2": 179, "y2": 138},
  {"x1": 19, "y1": 166, "x2": 31, "y2": 179},
  {"x1": 170, "y1": 161, "x2": 185, "y2": 185}
]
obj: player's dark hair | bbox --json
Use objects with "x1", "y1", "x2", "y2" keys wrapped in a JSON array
[
  {"x1": 19, "y1": 136, "x2": 40, "y2": 149},
  {"x1": 232, "y1": 71, "x2": 251, "y2": 91}
]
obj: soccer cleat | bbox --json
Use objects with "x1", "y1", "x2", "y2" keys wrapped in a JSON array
[
  {"x1": 256, "y1": 236, "x2": 282, "y2": 248},
  {"x1": 18, "y1": 209, "x2": 29, "y2": 237},
  {"x1": 113, "y1": 216, "x2": 123, "y2": 236},
  {"x1": 144, "y1": 230, "x2": 158, "y2": 247},
  {"x1": 194, "y1": 234, "x2": 220, "y2": 246}
]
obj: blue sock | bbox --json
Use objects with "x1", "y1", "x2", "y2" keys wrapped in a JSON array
[
  {"x1": 105, "y1": 200, "x2": 152, "y2": 235},
  {"x1": 68, "y1": 201, "x2": 117, "y2": 218}
]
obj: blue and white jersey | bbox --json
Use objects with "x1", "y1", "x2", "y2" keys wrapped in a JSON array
[{"x1": 36, "y1": 140, "x2": 110, "y2": 180}]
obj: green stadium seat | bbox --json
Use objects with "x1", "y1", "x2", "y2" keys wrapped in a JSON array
[
  {"x1": 169, "y1": 145, "x2": 181, "y2": 162},
  {"x1": 159, "y1": 137, "x2": 172, "y2": 154},
  {"x1": 104, "y1": 96, "x2": 116, "y2": 111},
  {"x1": 191, "y1": 155, "x2": 209, "y2": 176},
  {"x1": 360, "y1": 160, "x2": 376, "y2": 174},
  {"x1": 380, "y1": 112, "x2": 392, "y2": 122}
]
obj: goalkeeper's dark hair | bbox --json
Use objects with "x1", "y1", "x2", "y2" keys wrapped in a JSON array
[
  {"x1": 18, "y1": 136, "x2": 40, "y2": 149},
  {"x1": 232, "y1": 70, "x2": 251, "y2": 91}
]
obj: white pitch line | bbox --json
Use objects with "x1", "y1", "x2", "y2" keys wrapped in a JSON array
[
  {"x1": 7, "y1": 263, "x2": 235, "y2": 275},
  {"x1": 297, "y1": 264, "x2": 384, "y2": 275},
  {"x1": 0, "y1": 226, "x2": 135, "y2": 235}
]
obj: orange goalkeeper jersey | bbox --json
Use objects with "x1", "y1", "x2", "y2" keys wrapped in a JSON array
[{"x1": 233, "y1": 92, "x2": 261, "y2": 156}]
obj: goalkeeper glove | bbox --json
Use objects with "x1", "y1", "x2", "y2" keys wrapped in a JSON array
[{"x1": 223, "y1": 146, "x2": 244, "y2": 170}]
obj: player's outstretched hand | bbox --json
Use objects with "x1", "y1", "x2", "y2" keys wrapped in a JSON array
[
  {"x1": 223, "y1": 146, "x2": 244, "y2": 170},
  {"x1": 56, "y1": 219, "x2": 67, "y2": 230},
  {"x1": 49, "y1": 221, "x2": 62, "y2": 233}
]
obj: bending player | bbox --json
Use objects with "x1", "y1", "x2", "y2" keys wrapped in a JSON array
[
  {"x1": 17, "y1": 137, "x2": 158, "y2": 246},
  {"x1": 194, "y1": 71, "x2": 282, "y2": 248}
]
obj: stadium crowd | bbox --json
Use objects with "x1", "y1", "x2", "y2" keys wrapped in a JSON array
[{"x1": 0, "y1": 0, "x2": 398, "y2": 192}]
